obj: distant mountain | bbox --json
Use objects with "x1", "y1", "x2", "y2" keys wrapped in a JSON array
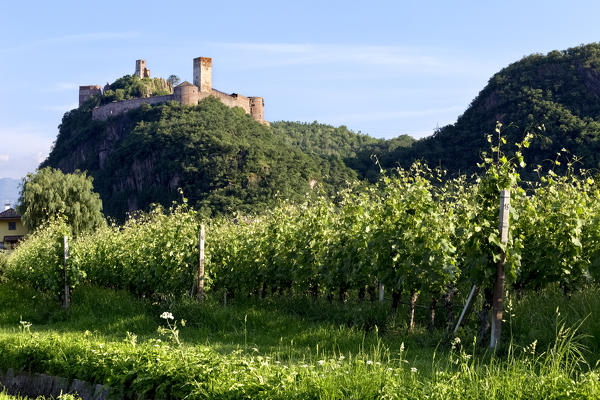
[
  {"x1": 0, "y1": 178, "x2": 20, "y2": 207},
  {"x1": 384, "y1": 42, "x2": 600, "y2": 176}
]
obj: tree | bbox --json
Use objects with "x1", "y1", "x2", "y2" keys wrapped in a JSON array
[
  {"x1": 18, "y1": 167, "x2": 105, "y2": 236},
  {"x1": 167, "y1": 75, "x2": 181, "y2": 88}
]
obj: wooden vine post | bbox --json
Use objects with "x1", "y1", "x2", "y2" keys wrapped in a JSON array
[
  {"x1": 63, "y1": 235, "x2": 70, "y2": 309},
  {"x1": 196, "y1": 224, "x2": 206, "y2": 302},
  {"x1": 490, "y1": 189, "x2": 510, "y2": 349}
]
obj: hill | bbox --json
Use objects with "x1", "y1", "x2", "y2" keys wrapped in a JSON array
[
  {"x1": 42, "y1": 98, "x2": 359, "y2": 219},
  {"x1": 384, "y1": 43, "x2": 600, "y2": 175},
  {"x1": 270, "y1": 121, "x2": 414, "y2": 180}
]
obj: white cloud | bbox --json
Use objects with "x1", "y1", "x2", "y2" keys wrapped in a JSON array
[
  {"x1": 212, "y1": 42, "x2": 493, "y2": 76},
  {"x1": 0, "y1": 125, "x2": 54, "y2": 179}
]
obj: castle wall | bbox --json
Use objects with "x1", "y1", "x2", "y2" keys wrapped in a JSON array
[
  {"x1": 210, "y1": 90, "x2": 251, "y2": 113},
  {"x1": 89, "y1": 57, "x2": 266, "y2": 123},
  {"x1": 79, "y1": 85, "x2": 102, "y2": 106},
  {"x1": 92, "y1": 95, "x2": 174, "y2": 120}
]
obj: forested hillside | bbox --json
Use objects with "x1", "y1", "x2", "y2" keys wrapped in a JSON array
[
  {"x1": 43, "y1": 98, "x2": 358, "y2": 219},
  {"x1": 42, "y1": 43, "x2": 600, "y2": 218},
  {"x1": 386, "y1": 43, "x2": 600, "y2": 175},
  {"x1": 270, "y1": 121, "x2": 414, "y2": 180}
]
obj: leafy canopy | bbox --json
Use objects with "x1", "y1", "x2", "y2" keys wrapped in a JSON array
[{"x1": 18, "y1": 167, "x2": 105, "y2": 236}]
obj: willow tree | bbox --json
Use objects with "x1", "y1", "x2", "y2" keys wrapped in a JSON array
[{"x1": 18, "y1": 167, "x2": 105, "y2": 236}]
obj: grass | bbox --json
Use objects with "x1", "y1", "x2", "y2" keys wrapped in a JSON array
[
  {"x1": 1, "y1": 284, "x2": 599, "y2": 399},
  {"x1": 0, "y1": 391, "x2": 80, "y2": 400}
]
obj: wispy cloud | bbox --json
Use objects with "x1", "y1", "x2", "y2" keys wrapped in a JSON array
[
  {"x1": 0, "y1": 31, "x2": 141, "y2": 53},
  {"x1": 329, "y1": 106, "x2": 464, "y2": 124},
  {"x1": 0, "y1": 125, "x2": 54, "y2": 179},
  {"x1": 212, "y1": 42, "x2": 490, "y2": 75}
]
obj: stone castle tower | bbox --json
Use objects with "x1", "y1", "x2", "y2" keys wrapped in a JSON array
[
  {"x1": 81, "y1": 57, "x2": 267, "y2": 125},
  {"x1": 135, "y1": 60, "x2": 150, "y2": 78},
  {"x1": 193, "y1": 57, "x2": 212, "y2": 93}
]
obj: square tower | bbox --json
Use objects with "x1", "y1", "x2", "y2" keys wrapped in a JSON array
[
  {"x1": 193, "y1": 57, "x2": 212, "y2": 93},
  {"x1": 79, "y1": 85, "x2": 102, "y2": 106},
  {"x1": 135, "y1": 60, "x2": 150, "y2": 78}
]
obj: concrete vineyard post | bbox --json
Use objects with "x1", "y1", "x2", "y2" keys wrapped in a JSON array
[
  {"x1": 378, "y1": 282, "x2": 384, "y2": 302},
  {"x1": 197, "y1": 224, "x2": 205, "y2": 302},
  {"x1": 63, "y1": 236, "x2": 70, "y2": 309},
  {"x1": 490, "y1": 190, "x2": 510, "y2": 349},
  {"x1": 453, "y1": 284, "x2": 478, "y2": 335}
]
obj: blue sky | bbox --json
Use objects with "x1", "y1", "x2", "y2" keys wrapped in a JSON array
[{"x1": 1, "y1": 0, "x2": 599, "y2": 179}]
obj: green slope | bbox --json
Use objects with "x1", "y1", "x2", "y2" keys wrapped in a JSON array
[
  {"x1": 43, "y1": 98, "x2": 358, "y2": 219},
  {"x1": 386, "y1": 43, "x2": 600, "y2": 175}
]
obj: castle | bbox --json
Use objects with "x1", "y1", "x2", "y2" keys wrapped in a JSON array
[{"x1": 79, "y1": 57, "x2": 267, "y2": 124}]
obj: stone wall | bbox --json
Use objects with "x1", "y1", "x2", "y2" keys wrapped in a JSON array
[
  {"x1": 92, "y1": 90, "x2": 266, "y2": 124},
  {"x1": 79, "y1": 85, "x2": 102, "y2": 106},
  {"x1": 211, "y1": 90, "x2": 251, "y2": 113},
  {"x1": 0, "y1": 369, "x2": 112, "y2": 400},
  {"x1": 92, "y1": 95, "x2": 174, "y2": 120}
]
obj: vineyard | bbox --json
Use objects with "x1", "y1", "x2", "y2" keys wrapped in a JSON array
[
  {"x1": 4, "y1": 136, "x2": 600, "y2": 336},
  {"x1": 2, "y1": 137, "x2": 600, "y2": 398}
]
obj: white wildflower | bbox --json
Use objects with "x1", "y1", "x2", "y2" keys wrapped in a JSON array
[
  {"x1": 160, "y1": 312, "x2": 174, "y2": 320},
  {"x1": 411, "y1": 367, "x2": 418, "y2": 373},
  {"x1": 366, "y1": 360, "x2": 373, "y2": 365},
  {"x1": 318, "y1": 360, "x2": 325, "y2": 365}
]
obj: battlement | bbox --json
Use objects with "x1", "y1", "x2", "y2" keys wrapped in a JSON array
[{"x1": 85, "y1": 57, "x2": 267, "y2": 124}]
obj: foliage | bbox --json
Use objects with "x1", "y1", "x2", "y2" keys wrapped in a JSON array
[
  {"x1": 44, "y1": 99, "x2": 358, "y2": 220},
  {"x1": 0, "y1": 284, "x2": 599, "y2": 399},
  {"x1": 167, "y1": 75, "x2": 180, "y2": 90},
  {"x1": 18, "y1": 167, "x2": 104, "y2": 236},
  {"x1": 10, "y1": 143, "x2": 600, "y2": 339},
  {"x1": 387, "y1": 42, "x2": 600, "y2": 178},
  {"x1": 271, "y1": 121, "x2": 414, "y2": 180},
  {"x1": 4, "y1": 218, "x2": 78, "y2": 299},
  {"x1": 72, "y1": 200, "x2": 200, "y2": 297},
  {"x1": 99, "y1": 75, "x2": 171, "y2": 104}
]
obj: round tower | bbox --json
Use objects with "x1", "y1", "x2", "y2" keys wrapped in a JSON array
[
  {"x1": 249, "y1": 97, "x2": 264, "y2": 123},
  {"x1": 174, "y1": 81, "x2": 199, "y2": 105}
]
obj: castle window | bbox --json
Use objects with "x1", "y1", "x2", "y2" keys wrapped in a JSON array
[{"x1": 8, "y1": 222, "x2": 16, "y2": 230}]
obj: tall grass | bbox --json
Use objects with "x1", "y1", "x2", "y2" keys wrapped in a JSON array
[{"x1": 0, "y1": 284, "x2": 598, "y2": 399}]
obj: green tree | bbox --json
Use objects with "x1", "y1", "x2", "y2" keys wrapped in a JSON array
[
  {"x1": 18, "y1": 167, "x2": 105, "y2": 236},
  {"x1": 167, "y1": 75, "x2": 181, "y2": 89}
]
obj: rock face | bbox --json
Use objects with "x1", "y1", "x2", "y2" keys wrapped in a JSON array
[
  {"x1": 43, "y1": 97, "x2": 343, "y2": 221},
  {"x1": 49, "y1": 110, "x2": 177, "y2": 218}
]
